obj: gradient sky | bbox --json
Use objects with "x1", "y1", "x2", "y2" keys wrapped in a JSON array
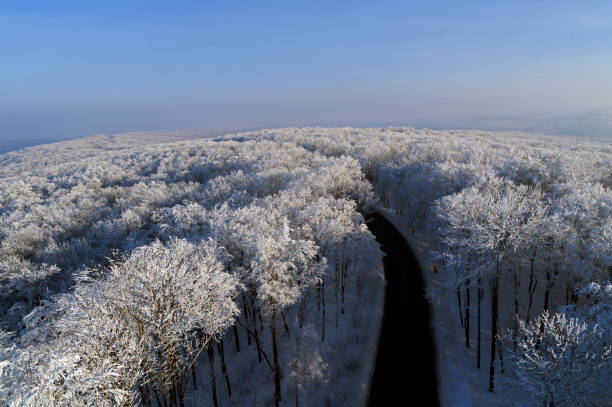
[{"x1": 1, "y1": 1, "x2": 612, "y2": 140}]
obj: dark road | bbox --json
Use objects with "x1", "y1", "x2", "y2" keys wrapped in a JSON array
[{"x1": 366, "y1": 212, "x2": 440, "y2": 407}]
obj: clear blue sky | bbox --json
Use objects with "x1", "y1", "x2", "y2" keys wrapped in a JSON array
[{"x1": 1, "y1": 1, "x2": 611, "y2": 140}]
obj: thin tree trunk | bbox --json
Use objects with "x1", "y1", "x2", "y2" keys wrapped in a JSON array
[
  {"x1": 527, "y1": 254, "x2": 537, "y2": 324},
  {"x1": 341, "y1": 244, "x2": 349, "y2": 315},
  {"x1": 352, "y1": 256, "x2": 358, "y2": 295},
  {"x1": 544, "y1": 269, "x2": 551, "y2": 312},
  {"x1": 271, "y1": 308, "x2": 282, "y2": 407},
  {"x1": 464, "y1": 281, "x2": 470, "y2": 348},
  {"x1": 242, "y1": 292, "x2": 252, "y2": 346},
  {"x1": 259, "y1": 311, "x2": 264, "y2": 332},
  {"x1": 513, "y1": 267, "x2": 520, "y2": 351},
  {"x1": 192, "y1": 365, "x2": 197, "y2": 390},
  {"x1": 341, "y1": 259, "x2": 347, "y2": 315},
  {"x1": 251, "y1": 295, "x2": 263, "y2": 362},
  {"x1": 316, "y1": 281, "x2": 321, "y2": 311},
  {"x1": 544, "y1": 263, "x2": 560, "y2": 313},
  {"x1": 540, "y1": 264, "x2": 560, "y2": 338},
  {"x1": 177, "y1": 369, "x2": 185, "y2": 407},
  {"x1": 295, "y1": 332, "x2": 301, "y2": 407},
  {"x1": 321, "y1": 279, "x2": 326, "y2": 342},
  {"x1": 236, "y1": 319, "x2": 275, "y2": 371},
  {"x1": 298, "y1": 299, "x2": 305, "y2": 329},
  {"x1": 477, "y1": 278, "x2": 482, "y2": 369},
  {"x1": 233, "y1": 323, "x2": 241, "y2": 352},
  {"x1": 166, "y1": 347, "x2": 177, "y2": 407},
  {"x1": 457, "y1": 287, "x2": 464, "y2": 328},
  {"x1": 157, "y1": 349, "x2": 169, "y2": 407},
  {"x1": 139, "y1": 384, "x2": 152, "y2": 407},
  {"x1": 489, "y1": 260, "x2": 500, "y2": 392},
  {"x1": 207, "y1": 342, "x2": 218, "y2": 407},
  {"x1": 143, "y1": 356, "x2": 164, "y2": 407},
  {"x1": 497, "y1": 338, "x2": 505, "y2": 375},
  {"x1": 281, "y1": 310, "x2": 290, "y2": 336},
  {"x1": 155, "y1": 383, "x2": 165, "y2": 407},
  {"x1": 217, "y1": 341, "x2": 232, "y2": 398},
  {"x1": 335, "y1": 262, "x2": 339, "y2": 327}
]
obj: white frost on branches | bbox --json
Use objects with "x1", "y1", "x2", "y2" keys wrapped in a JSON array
[{"x1": 514, "y1": 311, "x2": 611, "y2": 407}]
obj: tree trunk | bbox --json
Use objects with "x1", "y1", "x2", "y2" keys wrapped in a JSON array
[
  {"x1": 527, "y1": 254, "x2": 537, "y2": 324},
  {"x1": 477, "y1": 278, "x2": 482, "y2": 369},
  {"x1": 335, "y1": 262, "x2": 339, "y2": 327},
  {"x1": 295, "y1": 333, "x2": 301, "y2": 407},
  {"x1": 233, "y1": 323, "x2": 241, "y2": 352},
  {"x1": 139, "y1": 384, "x2": 152, "y2": 407},
  {"x1": 143, "y1": 360, "x2": 164, "y2": 407},
  {"x1": 544, "y1": 263, "x2": 560, "y2": 313},
  {"x1": 166, "y1": 347, "x2": 178, "y2": 407},
  {"x1": 489, "y1": 261, "x2": 500, "y2": 392},
  {"x1": 177, "y1": 369, "x2": 185, "y2": 407},
  {"x1": 341, "y1": 259, "x2": 346, "y2": 315},
  {"x1": 497, "y1": 338, "x2": 505, "y2": 375},
  {"x1": 298, "y1": 299, "x2": 305, "y2": 329},
  {"x1": 242, "y1": 293, "x2": 252, "y2": 346},
  {"x1": 191, "y1": 365, "x2": 197, "y2": 390},
  {"x1": 341, "y1": 247, "x2": 349, "y2": 315},
  {"x1": 316, "y1": 281, "x2": 321, "y2": 311},
  {"x1": 217, "y1": 341, "x2": 232, "y2": 398},
  {"x1": 464, "y1": 281, "x2": 470, "y2": 348},
  {"x1": 321, "y1": 279, "x2": 326, "y2": 342},
  {"x1": 156, "y1": 348, "x2": 169, "y2": 407},
  {"x1": 513, "y1": 267, "x2": 520, "y2": 351},
  {"x1": 259, "y1": 311, "x2": 264, "y2": 332},
  {"x1": 544, "y1": 269, "x2": 551, "y2": 312},
  {"x1": 251, "y1": 294, "x2": 263, "y2": 363},
  {"x1": 281, "y1": 310, "x2": 290, "y2": 336},
  {"x1": 271, "y1": 308, "x2": 282, "y2": 407},
  {"x1": 207, "y1": 343, "x2": 218, "y2": 407},
  {"x1": 457, "y1": 287, "x2": 464, "y2": 328}
]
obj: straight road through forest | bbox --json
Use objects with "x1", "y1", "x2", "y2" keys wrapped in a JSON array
[{"x1": 366, "y1": 212, "x2": 440, "y2": 406}]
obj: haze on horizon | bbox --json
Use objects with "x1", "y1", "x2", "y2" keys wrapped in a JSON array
[{"x1": 1, "y1": 0, "x2": 612, "y2": 144}]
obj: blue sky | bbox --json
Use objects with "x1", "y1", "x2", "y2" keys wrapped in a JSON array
[{"x1": 1, "y1": 1, "x2": 612, "y2": 140}]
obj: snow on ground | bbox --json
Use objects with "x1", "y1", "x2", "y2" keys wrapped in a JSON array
[
  {"x1": 380, "y1": 208, "x2": 529, "y2": 407},
  {"x1": 184, "y1": 249, "x2": 385, "y2": 407}
]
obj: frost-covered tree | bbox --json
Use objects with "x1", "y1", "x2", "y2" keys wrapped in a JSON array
[
  {"x1": 3, "y1": 125, "x2": 612, "y2": 406},
  {"x1": 249, "y1": 210, "x2": 323, "y2": 407},
  {"x1": 1, "y1": 239, "x2": 240, "y2": 407},
  {"x1": 513, "y1": 311, "x2": 611, "y2": 407},
  {"x1": 437, "y1": 177, "x2": 547, "y2": 391}
]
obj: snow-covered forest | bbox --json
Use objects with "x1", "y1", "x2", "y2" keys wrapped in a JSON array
[{"x1": 1, "y1": 128, "x2": 611, "y2": 406}]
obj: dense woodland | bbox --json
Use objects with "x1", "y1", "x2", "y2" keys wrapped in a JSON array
[
  {"x1": 0, "y1": 132, "x2": 383, "y2": 407},
  {"x1": 1, "y1": 128, "x2": 611, "y2": 406}
]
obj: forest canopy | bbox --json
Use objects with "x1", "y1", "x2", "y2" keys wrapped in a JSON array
[{"x1": 0, "y1": 127, "x2": 610, "y2": 406}]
